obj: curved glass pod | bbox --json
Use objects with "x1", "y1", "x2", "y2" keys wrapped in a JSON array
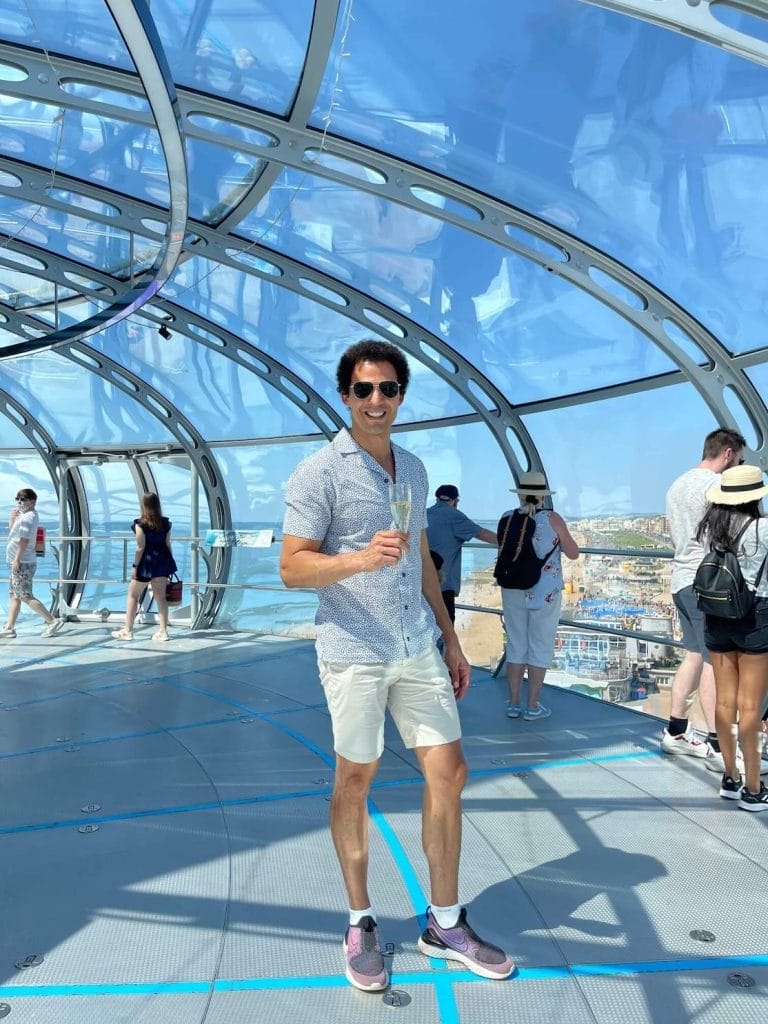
[
  {"x1": 85, "y1": 319, "x2": 322, "y2": 441},
  {"x1": 0, "y1": 412, "x2": 37, "y2": 449},
  {"x1": 162, "y1": 256, "x2": 473, "y2": 424},
  {"x1": 0, "y1": 0, "x2": 314, "y2": 115},
  {"x1": 0, "y1": 195, "x2": 160, "y2": 278},
  {"x1": 74, "y1": 461, "x2": 149, "y2": 612},
  {"x1": 0, "y1": 350, "x2": 174, "y2": 445},
  {"x1": 313, "y1": 0, "x2": 768, "y2": 354},
  {"x1": 237, "y1": 169, "x2": 676, "y2": 403},
  {"x1": 522, "y1": 383, "x2": 719, "y2": 519},
  {"x1": 393, "y1": 421, "x2": 516, "y2": 524},
  {"x1": 213, "y1": 441, "x2": 324, "y2": 633}
]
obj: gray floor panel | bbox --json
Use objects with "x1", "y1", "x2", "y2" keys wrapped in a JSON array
[
  {"x1": 2, "y1": 628, "x2": 766, "y2": 1024},
  {"x1": 0, "y1": 733, "x2": 218, "y2": 830},
  {"x1": 0, "y1": 813, "x2": 228, "y2": 986},
  {"x1": 579, "y1": 966, "x2": 768, "y2": 1024},
  {"x1": 0, "y1": 994, "x2": 210, "y2": 1024},
  {"x1": 205, "y1": 983, "x2": 440, "y2": 1023},
  {"x1": 453, "y1": 976, "x2": 597, "y2": 1024}
]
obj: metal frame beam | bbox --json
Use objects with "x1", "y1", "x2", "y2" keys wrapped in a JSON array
[{"x1": 0, "y1": 0, "x2": 188, "y2": 357}]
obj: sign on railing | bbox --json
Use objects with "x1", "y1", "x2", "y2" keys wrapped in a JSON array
[{"x1": 204, "y1": 529, "x2": 274, "y2": 548}]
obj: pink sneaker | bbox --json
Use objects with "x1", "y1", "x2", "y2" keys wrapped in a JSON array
[
  {"x1": 343, "y1": 916, "x2": 388, "y2": 991},
  {"x1": 418, "y1": 907, "x2": 514, "y2": 979}
]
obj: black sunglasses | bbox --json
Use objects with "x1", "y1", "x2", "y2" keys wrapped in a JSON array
[{"x1": 350, "y1": 380, "x2": 402, "y2": 400}]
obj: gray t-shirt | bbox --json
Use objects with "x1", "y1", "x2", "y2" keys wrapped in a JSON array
[{"x1": 666, "y1": 467, "x2": 718, "y2": 594}]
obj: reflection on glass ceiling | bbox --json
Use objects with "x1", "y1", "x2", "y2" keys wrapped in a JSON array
[
  {"x1": 0, "y1": 0, "x2": 768, "y2": 497},
  {"x1": 85, "y1": 321, "x2": 322, "y2": 441},
  {"x1": 0, "y1": 350, "x2": 174, "y2": 445},
  {"x1": 314, "y1": 0, "x2": 768, "y2": 355},
  {"x1": 164, "y1": 255, "x2": 474, "y2": 424},
  {"x1": 241, "y1": 168, "x2": 676, "y2": 404}
]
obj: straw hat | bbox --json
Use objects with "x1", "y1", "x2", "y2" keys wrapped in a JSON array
[
  {"x1": 510, "y1": 471, "x2": 555, "y2": 496},
  {"x1": 706, "y1": 464, "x2": 768, "y2": 505}
]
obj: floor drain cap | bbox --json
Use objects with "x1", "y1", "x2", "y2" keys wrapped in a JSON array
[
  {"x1": 383, "y1": 990, "x2": 411, "y2": 1008},
  {"x1": 690, "y1": 930, "x2": 715, "y2": 942},
  {"x1": 727, "y1": 973, "x2": 756, "y2": 988},
  {"x1": 15, "y1": 954, "x2": 43, "y2": 970}
]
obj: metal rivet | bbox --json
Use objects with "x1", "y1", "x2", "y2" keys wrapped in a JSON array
[
  {"x1": 313, "y1": 778, "x2": 328, "y2": 786},
  {"x1": 81, "y1": 804, "x2": 101, "y2": 813},
  {"x1": 383, "y1": 989, "x2": 411, "y2": 1008},
  {"x1": 0, "y1": 1003, "x2": 10, "y2": 1017},
  {"x1": 490, "y1": 758, "x2": 506, "y2": 766},
  {"x1": 65, "y1": 746, "x2": 80, "y2": 753},
  {"x1": 56, "y1": 737, "x2": 71, "y2": 743},
  {"x1": 511, "y1": 771, "x2": 530, "y2": 779},
  {"x1": 727, "y1": 973, "x2": 755, "y2": 988},
  {"x1": 239, "y1": 717, "x2": 254, "y2": 723},
  {"x1": 690, "y1": 930, "x2": 715, "y2": 943},
  {"x1": 78, "y1": 824, "x2": 99, "y2": 834},
  {"x1": 15, "y1": 954, "x2": 43, "y2": 970},
  {"x1": 226, "y1": 711, "x2": 240, "y2": 717},
  {"x1": 383, "y1": 942, "x2": 401, "y2": 956}
]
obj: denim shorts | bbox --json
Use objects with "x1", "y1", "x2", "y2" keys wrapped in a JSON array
[{"x1": 705, "y1": 596, "x2": 768, "y2": 655}]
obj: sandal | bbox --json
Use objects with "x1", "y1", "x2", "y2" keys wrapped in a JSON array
[
  {"x1": 111, "y1": 628, "x2": 134, "y2": 641},
  {"x1": 152, "y1": 630, "x2": 169, "y2": 642}
]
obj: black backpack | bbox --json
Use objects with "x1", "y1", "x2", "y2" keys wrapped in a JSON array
[
  {"x1": 693, "y1": 520, "x2": 767, "y2": 620},
  {"x1": 493, "y1": 510, "x2": 560, "y2": 591}
]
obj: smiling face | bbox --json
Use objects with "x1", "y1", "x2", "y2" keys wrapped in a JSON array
[{"x1": 341, "y1": 359, "x2": 404, "y2": 444}]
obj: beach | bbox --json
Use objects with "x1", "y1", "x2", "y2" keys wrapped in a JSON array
[{"x1": 455, "y1": 569, "x2": 709, "y2": 731}]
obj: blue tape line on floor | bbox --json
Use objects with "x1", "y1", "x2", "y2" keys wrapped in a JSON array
[
  {"x1": 0, "y1": 749, "x2": 656, "y2": 835},
  {"x1": 2, "y1": 954, "x2": 768, "y2": 998}
]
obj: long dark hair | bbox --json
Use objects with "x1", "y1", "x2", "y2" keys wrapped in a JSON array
[
  {"x1": 696, "y1": 500, "x2": 761, "y2": 550},
  {"x1": 140, "y1": 492, "x2": 163, "y2": 532}
]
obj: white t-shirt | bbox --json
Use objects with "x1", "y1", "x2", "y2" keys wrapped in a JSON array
[
  {"x1": 666, "y1": 467, "x2": 718, "y2": 594},
  {"x1": 6, "y1": 508, "x2": 39, "y2": 565}
]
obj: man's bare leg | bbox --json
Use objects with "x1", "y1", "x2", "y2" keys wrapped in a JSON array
[{"x1": 330, "y1": 754, "x2": 380, "y2": 909}]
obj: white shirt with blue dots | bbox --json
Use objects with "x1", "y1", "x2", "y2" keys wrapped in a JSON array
[{"x1": 283, "y1": 428, "x2": 438, "y2": 663}]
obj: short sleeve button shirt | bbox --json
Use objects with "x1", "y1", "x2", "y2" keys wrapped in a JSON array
[
  {"x1": 426, "y1": 501, "x2": 482, "y2": 594},
  {"x1": 283, "y1": 428, "x2": 437, "y2": 664}
]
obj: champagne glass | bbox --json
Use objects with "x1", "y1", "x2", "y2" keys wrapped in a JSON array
[{"x1": 388, "y1": 480, "x2": 412, "y2": 561}]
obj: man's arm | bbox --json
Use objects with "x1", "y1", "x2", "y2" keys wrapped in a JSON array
[
  {"x1": 474, "y1": 527, "x2": 498, "y2": 545},
  {"x1": 280, "y1": 531, "x2": 408, "y2": 588},
  {"x1": 420, "y1": 530, "x2": 471, "y2": 700}
]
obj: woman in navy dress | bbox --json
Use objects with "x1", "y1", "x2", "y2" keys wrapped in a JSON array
[{"x1": 112, "y1": 492, "x2": 177, "y2": 642}]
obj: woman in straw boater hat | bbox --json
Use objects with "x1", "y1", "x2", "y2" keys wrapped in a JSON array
[
  {"x1": 496, "y1": 471, "x2": 579, "y2": 721},
  {"x1": 695, "y1": 463, "x2": 768, "y2": 810}
]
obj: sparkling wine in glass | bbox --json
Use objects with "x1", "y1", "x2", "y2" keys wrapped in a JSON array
[{"x1": 388, "y1": 480, "x2": 412, "y2": 560}]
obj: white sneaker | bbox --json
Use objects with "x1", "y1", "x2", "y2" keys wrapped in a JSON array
[
  {"x1": 704, "y1": 743, "x2": 745, "y2": 775},
  {"x1": 661, "y1": 728, "x2": 708, "y2": 758},
  {"x1": 0, "y1": 626, "x2": 16, "y2": 639},
  {"x1": 41, "y1": 619, "x2": 65, "y2": 638}
]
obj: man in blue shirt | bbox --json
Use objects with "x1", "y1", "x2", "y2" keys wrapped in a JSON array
[
  {"x1": 427, "y1": 485, "x2": 498, "y2": 622},
  {"x1": 281, "y1": 340, "x2": 513, "y2": 992}
]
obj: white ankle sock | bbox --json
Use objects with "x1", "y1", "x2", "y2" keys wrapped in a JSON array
[
  {"x1": 431, "y1": 903, "x2": 461, "y2": 929},
  {"x1": 349, "y1": 906, "x2": 375, "y2": 926}
]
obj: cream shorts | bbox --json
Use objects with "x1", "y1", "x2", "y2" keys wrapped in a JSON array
[
  {"x1": 317, "y1": 645, "x2": 462, "y2": 764},
  {"x1": 501, "y1": 588, "x2": 562, "y2": 669}
]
